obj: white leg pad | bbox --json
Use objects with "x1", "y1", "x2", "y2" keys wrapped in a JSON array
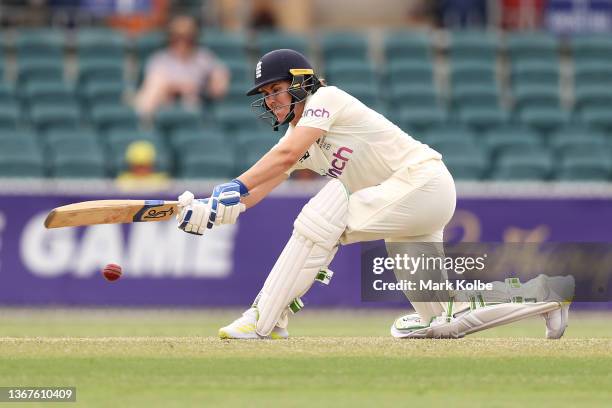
[
  {"x1": 430, "y1": 301, "x2": 562, "y2": 338},
  {"x1": 255, "y1": 180, "x2": 349, "y2": 336}
]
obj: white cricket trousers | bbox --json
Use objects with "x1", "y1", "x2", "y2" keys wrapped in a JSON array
[{"x1": 340, "y1": 158, "x2": 457, "y2": 245}]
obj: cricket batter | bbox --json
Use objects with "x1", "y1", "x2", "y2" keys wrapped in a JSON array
[{"x1": 176, "y1": 49, "x2": 572, "y2": 339}]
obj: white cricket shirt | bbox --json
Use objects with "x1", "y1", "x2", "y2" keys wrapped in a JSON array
[{"x1": 282, "y1": 86, "x2": 442, "y2": 192}]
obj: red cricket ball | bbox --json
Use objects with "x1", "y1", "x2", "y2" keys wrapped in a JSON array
[{"x1": 102, "y1": 263, "x2": 122, "y2": 282}]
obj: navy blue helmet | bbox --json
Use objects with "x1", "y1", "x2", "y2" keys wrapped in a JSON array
[{"x1": 248, "y1": 49, "x2": 322, "y2": 130}]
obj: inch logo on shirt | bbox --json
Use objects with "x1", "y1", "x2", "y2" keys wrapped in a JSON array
[
  {"x1": 304, "y1": 107, "x2": 330, "y2": 118},
  {"x1": 326, "y1": 146, "x2": 353, "y2": 178}
]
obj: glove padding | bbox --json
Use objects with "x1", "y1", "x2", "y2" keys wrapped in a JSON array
[
  {"x1": 177, "y1": 191, "x2": 211, "y2": 235},
  {"x1": 177, "y1": 189, "x2": 246, "y2": 236}
]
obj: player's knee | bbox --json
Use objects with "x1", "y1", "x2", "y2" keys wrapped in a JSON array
[{"x1": 294, "y1": 179, "x2": 349, "y2": 248}]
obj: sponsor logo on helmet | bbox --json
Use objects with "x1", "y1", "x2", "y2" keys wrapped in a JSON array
[
  {"x1": 255, "y1": 61, "x2": 262, "y2": 78},
  {"x1": 303, "y1": 107, "x2": 330, "y2": 118},
  {"x1": 326, "y1": 146, "x2": 353, "y2": 178}
]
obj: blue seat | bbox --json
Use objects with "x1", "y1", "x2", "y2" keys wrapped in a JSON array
[
  {"x1": 450, "y1": 60, "x2": 497, "y2": 86},
  {"x1": 0, "y1": 106, "x2": 21, "y2": 130},
  {"x1": 321, "y1": 32, "x2": 368, "y2": 63},
  {"x1": 154, "y1": 106, "x2": 203, "y2": 136},
  {"x1": 398, "y1": 107, "x2": 448, "y2": 133},
  {"x1": 325, "y1": 60, "x2": 377, "y2": 85},
  {"x1": 444, "y1": 151, "x2": 489, "y2": 180},
  {"x1": 199, "y1": 30, "x2": 248, "y2": 61},
  {"x1": 512, "y1": 61, "x2": 560, "y2": 88},
  {"x1": 15, "y1": 29, "x2": 65, "y2": 60},
  {"x1": 506, "y1": 32, "x2": 559, "y2": 64},
  {"x1": 579, "y1": 107, "x2": 612, "y2": 132},
  {"x1": 449, "y1": 30, "x2": 498, "y2": 64},
  {"x1": 457, "y1": 105, "x2": 509, "y2": 131},
  {"x1": 574, "y1": 84, "x2": 612, "y2": 113},
  {"x1": 134, "y1": 31, "x2": 166, "y2": 63},
  {"x1": 451, "y1": 83, "x2": 501, "y2": 110},
  {"x1": 492, "y1": 149, "x2": 553, "y2": 180},
  {"x1": 78, "y1": 60, "x2": 124, "y2": 88},
  {"x1": 90, "y1": 105, "x2": 139, "y2": 134},
  {"x1": 385, "y1": 60, "x2": 434, "y2": 85},
  {"x1": 17, "y1": 59, "x2": 64, "y2": 89},
  {"x1": 513, "y1": 84, "x2": 560, "y2": 112},
  {"x1": 0, "y1": 83, "x2": 17, "y2": 107},
  {"x1": 384, "y1": 31, "x2": 431, "y2": 62},
  {"x1": 76, "y1": 28, "x2": 127, "y2": 60},
  {"x1": 176, "y1": 139, "x2": 235, "y2": 179},
  {"x1": 571, "y1": 35, "x2": 612, "y2": 63},
  {"x1": 255, "y1": 31, "x2": 308, "y2": 55},
  {"x1": 519, "y1": 107, "x2": 569, "y2": 133},
  {"x1": 573, "y1": 60, "x2": 612, "y2": 87},
  {"x1": 22, "y1": 82, "x2": 77, "y2": 111}
]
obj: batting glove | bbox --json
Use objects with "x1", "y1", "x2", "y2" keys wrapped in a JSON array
[
  {"x1": 177, "y1": 190, "x2": 212, "y2": 235},
  {"x1": 207, "y1": 180, "x2": 248, "y2": 227}
]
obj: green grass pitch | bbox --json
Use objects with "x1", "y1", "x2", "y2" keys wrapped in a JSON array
[{"x1": 0, "y1": 309, "x2": 611, "y2": 407}]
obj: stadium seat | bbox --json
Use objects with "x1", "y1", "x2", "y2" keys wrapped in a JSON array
[
  {"x1": 448, "y1": 30, "x2": 498, "y2": 64},
  {"x1": 50, "y1": 151, "x2": 107, "y2": 179},
  {"x1": 484, "y1": 130, "x2": 542, "y2": 158},
  {"x1": 505, "y1": 32, "x2": 559, "y2": 64},
  {"x1": 492, "y1": 149, "x2": 553, "y2": 180},
  {"x1": 451, "y1": 83, "x2": 501, "y2": 110},
  {"x1": 0, "y1": 106, "x2": 21, "y2": 130},
  {"x1": 0, "y1": 83, "x2": 17, "y2": 107},
  {"x1": 513, "y1": 84, "x2": 560, "y2": 112},
  {"x1": 574, "y1": 84, "x2": 612, "y2": 113},
  {"x1": 551, "y1": 135, "x2": 609, "y2": 158},
  {"x1": 15, "y1": 28, "x2": 65, "y2": 60},
  {"x1": 385, "y1": 60, "x2": 434, "y2": 85},
  {"x1": 47, "y1": 133, "x2": 102, "y2": 157},
  {"x1": 169, "y1": 127, "x2": 225, "y2": 150},
  {"x1": 176, "y1": 139, "x2": 235, "y2": 178},
  {"x1": 234, "y1": 130, "x2": 278, "y2": 173},
  {"x1": 325, "y1": 60, "x2": 377, "y2": 86},
  {"x1": 90, "y1": 105, "x2": 139, "y2": 134},
  {"x1": 579, "y1": 107, "x2": 612, "y2": 132},
  {"x1": 511, "y1": 61, "x2": 560, "y2": 88},
  {"x1": 133, "y1": 31, "x2": 167, "y2": 63},
  {"x1": 457, "y1": 105, "x2": 509, "y2": 131},
  {"x1": 570, "y1": 35, "x2": 612, "y2": 64},
  {"x1": 321, "y1": 32, "x2": 369, "y2": 63},
  {"x1": 450, "y1": 60, "x2": 496, "y2": 86},
  {"x1": 0, "y1": 131, "x2": 39, "y2": 153},
  {"x1": 77, "y1": 60, "x2": 124, "y2": 88},
  {"x1": 224, "y1": 59, "x2": 252, "y2": 83},
  {"x1": 388, "y1": 83, "x2": 439, "y2": 109},
  {"x1": 383, "y1": 31, "x2": 431, "y2": 62},
  {"x1": 80, "y1": 80, "x2": 126, "y2": 110},
  {"x1": 424, "y1": 123, "x2": 477, "y2": 141},
  {"x1": 30, "y1": 105, "x2": 80, "y2": 134},
  {"x1": 444, "y1": 151, "x2": 489, "y2": 180},
  {"x1": 0, "y1": 151, "x2": 46, "y2": 178},
  {"x1": 519, "y1": 107, "x2": 569, "y2": 133},
  {"x1": 214, "y1": 104, "x2": 261, "y2": 132},
  {"x1": 22, "y1": 82, "x2": 77, "y2": 111},
  {"x1": 255, "y1": 31, "x2": 309, "y2": 56},
  {"x1": 44, "y1": 129, "x2": 99, "y2": 150},
  {"x1": 398, "y1": 107, "x2": 448, "y2": 133},
  {"x1": 154, "y1": 106, "x2": 203, "y2": 137},
  {"x1": 17, "y1": 59, "x2": 64, "y2": 89},
  {"x1": 76, "y1": 28, "x2": 126, "y2": 61},
  {"x1": 343, "y1": 82, "x2": 380, "y2": 107},
  {"x1": 557, "y1": 154, "x2": 612, "y2": 181},
  {"x1": 573, "y1": 60, "x2": 612, "y2": 87},
  {"x1": 551, "y1": 124, "x2": 606, "y2": 140},
  {"x1": 199, "y1": 30, "x2": 248, "y2": 61}
]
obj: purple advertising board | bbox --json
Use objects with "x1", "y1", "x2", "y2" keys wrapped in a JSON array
[{"x1": 1, "y1": 190, "x2": 612, "y2": 307}]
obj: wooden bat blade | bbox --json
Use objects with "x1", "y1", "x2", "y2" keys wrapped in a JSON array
[{"x1": 44, "y1": 200, "x2": 179, "y2": 229}]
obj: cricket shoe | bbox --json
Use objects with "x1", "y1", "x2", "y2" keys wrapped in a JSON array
[
  {"x1": 218, "y1": 307, "x2": 288, "y2": 340},
  {"x1": 542, "y1": 302, "x2": 570, "y2": 339},
  {"x1": 390, "y1": 312, "x2": 433, "y2": 339}
]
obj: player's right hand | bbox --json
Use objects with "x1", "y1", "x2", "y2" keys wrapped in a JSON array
[{"x1": 176, "y1": 190, "x2": 212, "y2": 236}]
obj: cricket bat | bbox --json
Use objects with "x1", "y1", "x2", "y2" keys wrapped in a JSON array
[{"x1": 44, "y1": 200, "x2": 179, "y2": 229}]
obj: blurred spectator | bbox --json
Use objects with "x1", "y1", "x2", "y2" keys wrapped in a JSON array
[
  {"x1": 133, "y1": 15, "x2": 229, "y2": 120},
  {"x1": 106, "y1": 0, "x2": 170, "y2": 36},
  {"x1": 116, "y1": 140, "x2": 169, "y2": 190},
  {"x1": 250, "y1": 0, "x2": 278, "y2": 30},
  {"x1": 501, "y1": 0, "x2": 547, "y2": 30},
  {"x1": 433, "y1": 0, "x2": 488, "y2": 28},
  {"x1": 405, "y1": 0, "x2": 437, "y2": 28}
]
